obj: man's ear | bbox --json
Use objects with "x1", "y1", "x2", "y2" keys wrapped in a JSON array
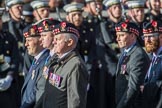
[
  {"x1": 67, "y1": 38, "x2": 73, "y2": 46},
  {"x1": 33, "y1": 11, "x2": 36, "y2": 17},
  {"x1": 66, "y1": 15, "x2": 70, "y2": 22}
]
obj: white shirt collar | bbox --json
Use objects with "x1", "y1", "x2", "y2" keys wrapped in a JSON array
[
  {"x1": 124, "y1": 42, "x2": 136, "y2": 53},
  {"x1": 34, "y1": 49, "x2": 47, "y2": 61},
  {"x1": 59, "y1": 50, "x2": 73, "y2": 59}
]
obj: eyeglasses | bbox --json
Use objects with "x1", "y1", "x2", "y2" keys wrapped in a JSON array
[{"x1": 142, "y1": 33, "x2": 159, "y2": 40}]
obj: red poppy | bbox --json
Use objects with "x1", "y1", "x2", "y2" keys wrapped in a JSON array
[
  {"x1": 43, "y1": 20, "x2": 47, "y2": 26},
  {"x1": 33, "y1": 25, "x2": 37, "y2": 30},
  {"x1": 61, "y1": 22, "x2": 66, "y2": 28},
  {"x1": 152, "y1": 20, "x2": 157, "y2": 27},
  {"x1": 121, "y1": 23, "x2": 127, "y2": 29}
]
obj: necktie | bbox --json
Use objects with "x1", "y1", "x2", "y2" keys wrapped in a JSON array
[{"x1": 29, "y1": 58, "x2": 36, "y2": 73}]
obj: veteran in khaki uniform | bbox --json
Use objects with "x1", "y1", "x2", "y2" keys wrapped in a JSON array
[
  {"x1": 34, "y1": 22, "x2": 88, "y2": 108},
  {"x1": 63, "y1": 4, "x2": 97, "y2": 107}
]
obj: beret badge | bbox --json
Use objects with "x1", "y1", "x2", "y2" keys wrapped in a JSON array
[
  {"x1": 30, "y1": 28, "x2": 36, "y2": 35},
  {"x1": 121, "y1": 23, "x2": 128, "y2": 31},
  {"x1": 60, "y1": 22, "x2": 66, "y2": 31},
  {"x1": 151, "y1": 20, "x2": 158, "y2": 32},
  {"x1": 43, "y1": 20, "x2": 49, "y2": 31}
]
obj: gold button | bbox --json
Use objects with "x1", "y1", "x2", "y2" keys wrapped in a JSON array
[
  {"x1": 88, "y1": 19, "x2": 92, "y2": 23},
  {"x1": 6, "y1": 50, "x2": 10, "y2": 54},
  {"x1": 84, "y1": 50, "x2": 88, "y2": 54},
  {"x1": 146, "y1": 17, "x2": 150, "y2": 21},
  {"x1": 109, "y1": 25, "x2": 112, "y2": 28},
  {"x1": 5, "y1": 41, "x2": 9, "y2": 44},
  {"x1": 83, "y1": 30, "x2": 86, "y2": 33},
  {"x1": 90, "y1": 28, "x2": 93, "y2": 32},
  {"x1": 85, "y1": 39, "x2": 88, "y2": 43}
]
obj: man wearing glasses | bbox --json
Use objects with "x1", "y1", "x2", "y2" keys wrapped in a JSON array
[{"x1": 141, "y1": 20, "x2": 162, "y2": 108}]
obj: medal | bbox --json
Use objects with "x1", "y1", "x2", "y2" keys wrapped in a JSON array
[
  {"x1": 43, "y1": 66, "x2": 49, "y2": 79},
  {"x1": 121, "y1": 65, "x2": 127, "y2": 74}
]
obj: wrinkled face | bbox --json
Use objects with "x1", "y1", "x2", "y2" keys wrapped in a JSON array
[
  {"x1": 130, "y1": 8, "x2": 145, "y2": 23},
  {"x1": 116, "y1": 32, "x2": 134, "y2": 48},
  {"x1": 34, "y1": 7, "x2": 50, "y2": 21},
  {"x1": 150, "y1": 0, "x2": 161, "y2": 11},
  {"x1": 143, "y1": 33, "x2": 159, "y2": 53},
  {"x1": 25, "y1": 36, "x2": 43, "y2": 56},
  {"x1": 40, "y1": 31, "x2": 54, "y2": 49},
  {"x1": 9, "y1": 4, "x2": 23, "y2": 19},
  {"x1": 67, "y1": 11, "x2": 83, "y2": 27},
  {"x1": 108, "y1": 4, "x2": 122, "y2": 18},
  {"x1": 53, "y1": 34, "x2": 69, "y2": 57}
]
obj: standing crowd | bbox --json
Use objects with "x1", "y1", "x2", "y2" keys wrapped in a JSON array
[{"x1": 0, "y1": 0, "x2": 162, "y2": 108}]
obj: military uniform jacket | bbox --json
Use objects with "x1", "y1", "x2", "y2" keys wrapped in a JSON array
[
  {"x1": 3, "y1": 19, "x2": 30, "y2": 73},
  {"x1": 145, "y1": 12, "x2": 162, "y2": 22},
  {"x1": 0, "y1": 30, "x2": 19, "y2": 108},
  {"x1": 41, "y1": 50, "x2": 88, "y2": 108},
  {"x1": 77, "y1": 24, "x2": 96, "y2": 70},
  {"x1": 21, "y1": 50, "x2": 49, "y2": 108},
  {"x1": 115, "y1": 43, "x2": 150, "y2": 108},
  {"x1": 143, "y1": 47, "x2": 162, "y2": 108},
  {"x1": 0, "y1": 31, "x2": 19, "y2": 76}
]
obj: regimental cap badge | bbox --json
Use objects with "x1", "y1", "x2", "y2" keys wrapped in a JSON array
[
  {"x1": 30, "y1": 28, "x2": 36, "y2": 35},
  {"x1": 36, "y1": 18, "x2": 60, "y2": 33},
  {"x1": 143, "y1": 20, "x2": 162, "y2": 34},
  {"x1": 151, "y1": 20, "x2": 158, "y2": 32},
  {"x1": 43, "y1": 20, "x2": 49, "y2": 31},
  {"x1": 53, "y1": 21, "x2": 80, "y2": 38},
  {"x1": 23, "y1": 24, "x2": 39, "y2": 38},
  {"x1": 115, "y1": 20, "x2": 139, "y2": 36},
  {"x1": 60, "y1": 22, "x2": 66, "y2": 31},
  {"x1": 121, "y1": 22, "x2": 128, "y2": 31}
]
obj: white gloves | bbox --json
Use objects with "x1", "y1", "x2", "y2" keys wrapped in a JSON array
[{"x1": 0, "y1": 75, "x2": 13, "y2": 91}]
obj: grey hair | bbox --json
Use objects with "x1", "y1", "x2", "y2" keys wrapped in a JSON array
[{"x1": 63, "y1": 33, "x2": 78, "y2": 48}]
